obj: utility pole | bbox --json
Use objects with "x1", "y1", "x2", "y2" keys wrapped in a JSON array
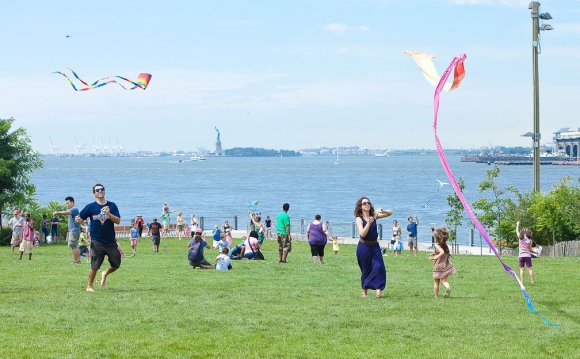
[{"x1": 529, "y1": 1, "x2": 553, "y2": 192}]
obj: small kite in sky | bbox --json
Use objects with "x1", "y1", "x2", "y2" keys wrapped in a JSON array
[
  {"x1": 423, "y1": 179, "x2": 449, "y2": 208},
  {"x1": 248, "y1": 200, "x2": 259, "y2": 211},
  {"x1": 404, "y1": 50, "x2": 465, "y2": 92},
  {"x1": 53, "y1": 68, "x2": 152, "y2": 91}
]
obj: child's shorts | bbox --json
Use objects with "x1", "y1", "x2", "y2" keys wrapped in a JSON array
[{"x1": 518, "y1": 257, "x2": 532, "y2": 268}]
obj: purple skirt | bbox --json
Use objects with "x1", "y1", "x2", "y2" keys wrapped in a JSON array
[{"x1": 356, "y1": 242, "x2": 386, "y2": 290}]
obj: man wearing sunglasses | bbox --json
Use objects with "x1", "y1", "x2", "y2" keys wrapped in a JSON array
[{"x1": 76, "y1": 183, "x2": 121, "y2": 292}]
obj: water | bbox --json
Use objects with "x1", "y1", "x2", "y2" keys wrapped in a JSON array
[{"x1": 31, "y1": 155, "x2": 578, "y2": 244}]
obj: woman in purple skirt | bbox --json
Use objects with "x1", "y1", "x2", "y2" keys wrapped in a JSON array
[{"x1": 354, "y1": 197, "x2": 393, "y2": 299}]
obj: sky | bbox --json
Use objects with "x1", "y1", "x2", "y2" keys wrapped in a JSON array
[{"x1": 1, "y1": 0, "x2": 579, "y2": 154}]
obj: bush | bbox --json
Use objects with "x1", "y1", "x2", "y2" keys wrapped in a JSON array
[{"x1": 0, "y1": 227, "x2": 12, "y2": 246}]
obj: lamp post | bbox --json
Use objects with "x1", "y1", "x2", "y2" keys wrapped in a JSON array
[{"x1": 529, "y1": 1, "x2": 553, "y2": 192}]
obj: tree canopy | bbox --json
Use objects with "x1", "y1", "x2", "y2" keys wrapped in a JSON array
[{"x1": 0, "y1": 118, "x2": 43, "y2": 228}]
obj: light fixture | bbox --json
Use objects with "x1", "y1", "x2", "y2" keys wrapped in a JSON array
[
  {"x1": 540, "y1": 24, "x2": 554, "y2": 31},
  {"x1": 539, "y1": 12, "x2": 552, "y2": 20}
]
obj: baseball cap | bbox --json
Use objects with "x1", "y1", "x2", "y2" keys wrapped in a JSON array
[{"x1": 194, "y1": 228, "x2": 203, "y2": 234}]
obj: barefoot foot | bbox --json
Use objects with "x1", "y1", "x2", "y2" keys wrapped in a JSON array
[{"x1": 85, "y1": 287, "x2": 94, "y2": 292}]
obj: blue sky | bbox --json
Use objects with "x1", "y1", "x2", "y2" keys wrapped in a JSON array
[{"x1": 1, "y1": 0, "x2": 578, "y2": 153}]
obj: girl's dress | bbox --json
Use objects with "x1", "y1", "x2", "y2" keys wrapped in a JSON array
[
  {"x1": 356, "y1": 218, "x2": 386, "y2": 290},
  {"x1": 432, "y1": 249, "x2": 457, "y2": 279},
  {"x1": 332, "y1": 238, "x2": 339, "y2": 252}
]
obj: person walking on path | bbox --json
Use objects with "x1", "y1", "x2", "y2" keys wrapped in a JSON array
[
  {"x1": 428, "y1": 227, "x2": 457, "y2": 299},
  {"x1": 354, "y1": 197, "x2": 393, "y2": 299},
  {"x1": 406, "y1": 215, "x2": 419, "y2": 256},
  {"x1": 54, "y1": 196, "x2": 82, "y2": 264},
  {"x1": 276, "y1": 203, "x2": 292, "y2": 263},
  {"x1": 9, "y1": 210, "x2": 24, "y2": 254},
  {"x1": 76, "y1": 183, "x2": 122, "y2": 292},
  {"x1": 19, "y1": 213, "x2": 35, "y2": 260},
  {"x1": 306, "y1": 214, "x2": 329, "y2": 264}
]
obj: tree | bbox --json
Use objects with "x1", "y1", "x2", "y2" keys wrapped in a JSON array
[
  {"x1": 445, "y1": 177, "x2": 466, "y2": 253},
  {"x1": 472, "y1": 165, "x2": 510, "y2": 250},
  {"x1": 528, "y1": 176, "x2": 580, "y2": 245},
  {"x1": 0, "y1": 118, "x2": 44, "y2": 228}
]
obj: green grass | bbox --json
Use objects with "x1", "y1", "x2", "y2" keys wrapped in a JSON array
[{"x1": 1, "y1": 238, "x2": 578, "y2": 358}]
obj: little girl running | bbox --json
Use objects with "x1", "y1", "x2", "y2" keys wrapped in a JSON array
[{"x1": 428, "y1": 227, "x2": 457, "y2": 299}]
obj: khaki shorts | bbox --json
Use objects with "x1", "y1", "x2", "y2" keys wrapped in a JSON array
[
  {"x1": 67, "y1": 231, "x2": 81, "y2": 249},
  {"x1": 277, "y1": 234, "x2": 292, "y2": 253},
  {"x1": 408, "y1": 236, "x2": 417, "y2": 249},
  {"x1": 11, "y1": 232, "x2": 22, "y2": 247},
  {"x1": 19, "y1": 240, "x2": 33, "y2": 254}
]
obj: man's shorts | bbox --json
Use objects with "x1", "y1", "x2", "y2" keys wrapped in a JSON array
[
  {"x1": 151, "y1": 235, "x2": 160, "y2": 246},
  {"x1": 50, "y1": 227, "x2": 59, "y2": 237},
  {"x1": 408, "y1": 236, "x2": 417, "y2": 249},
  {"x1": 10, "y1": 232, "x2": 22, "y2": 246},
  {"x1": 90, "y1": 241, "x2": 122, "y2": 270},
  {"x1": 19, "y1": 239, "x2": 33, "y2": 254},
  {"x1": 277, "y1": 234, "x2": 292, "y2": 253},
  {"x1": 67, "y1": 231, "x2": 81, "y2": 249}
]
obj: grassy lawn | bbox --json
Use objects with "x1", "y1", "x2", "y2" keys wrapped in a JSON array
[{"x1": 1, "y1": 238, "x2": 578, "y2": 358}]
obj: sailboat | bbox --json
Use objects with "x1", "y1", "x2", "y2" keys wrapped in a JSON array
[{"x1": 334, "y1": 148, "x2": 339, "y2": 165}]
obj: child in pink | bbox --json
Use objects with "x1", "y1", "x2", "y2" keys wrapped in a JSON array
[
  {"x1": 19, "y1": 213, "x2": 35, "y2": 260},
  {"x1": 428, "y1": 227, "x2": 456, "y2": 299},
  {"x1": 516, "y1": 221, "x2": 535, "y2": 284}
]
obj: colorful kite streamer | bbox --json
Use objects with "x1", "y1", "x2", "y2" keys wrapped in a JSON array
[
  {"x1": 53, "y1": 69, "x2": 152, "y2": 91},
  {"x1": 428, "y1": 53, "x2": 559, "y2": 327}
]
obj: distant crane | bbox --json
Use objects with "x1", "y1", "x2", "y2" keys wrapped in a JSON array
[{"x1": 48, "y1": 137, "x2": 59, "y2": 155}]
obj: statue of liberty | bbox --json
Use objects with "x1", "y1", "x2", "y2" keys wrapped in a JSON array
[{"x1": 215, "y1": 127, "x2": 221, "y2": 143}]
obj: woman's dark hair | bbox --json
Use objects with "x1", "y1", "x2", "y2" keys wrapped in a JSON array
[
  {"x1": 194, "y1": 235, "x2": 203, "y2": 243},
  {"x1": 354, "y1": 197, "x2": 375, "y2": 218},
  {"x1": 249, "y1": 230, "x2": 259, "y2": 239},
  {"x1": 315, "y1": 214, "x2": 321, "y2": 221},
  {"x1": 256, "y1": 216, "x2": 261, "y2": 222}
]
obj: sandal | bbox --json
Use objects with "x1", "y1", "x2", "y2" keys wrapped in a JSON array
[{"x1": 362, "y1": 290, "x2": 368, "y2": 298}]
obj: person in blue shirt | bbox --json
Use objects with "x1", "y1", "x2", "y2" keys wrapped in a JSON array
[
  {"x1": 76, "y1": 183, "x2": 121, "y2": 292},
  {"x1": 406, "y1": 215, "x2": 419, "y2": 257},
  {"x1": 54, "y1": 196, "x2": 82, "y2": 264}
]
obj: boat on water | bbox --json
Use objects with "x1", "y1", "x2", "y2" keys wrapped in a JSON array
[{"x1": 189, "y1": 155, "x2": 206, "y2": 161}]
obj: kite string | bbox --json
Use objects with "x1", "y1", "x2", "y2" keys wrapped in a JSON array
[{"x1": 433, "y1": 54, "x2": 559, "y2": 327}]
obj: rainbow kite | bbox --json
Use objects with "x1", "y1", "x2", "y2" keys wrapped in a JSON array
[
  {"x1": 412, "y1": 51, "x2": 558, "y2": 326},
  {"x1": 53, "y1": 69, "x2": 152, "y2": 91}
]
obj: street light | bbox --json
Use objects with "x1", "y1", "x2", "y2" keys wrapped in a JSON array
[{"x1": 528, "y1": 1, "x2": 554, "y2": 193}]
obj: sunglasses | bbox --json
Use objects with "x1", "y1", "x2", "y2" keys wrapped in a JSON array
[
  {"x1": 362, "y1": 201, "x2": 371, "y2": 205},
  {"x1": 94, "y1": 188, "x2": 105, "y2": 193}
]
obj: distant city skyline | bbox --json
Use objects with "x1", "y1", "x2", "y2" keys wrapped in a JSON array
[{"x1": 1, "y1": 0, "x2": 578, "y2": 153}]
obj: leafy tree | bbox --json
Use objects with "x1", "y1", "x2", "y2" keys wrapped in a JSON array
[
  {"x1": 0, "y1": 118, "x2": 44, "y2": 228},
  {"x1": 472, "y1": 165, "x2": 510, "y2": 249},
  {"x1": 528, "y1": 176, "x2": 580, "y2": 245},
  {"x1": 445, "y1": 177, "x2": 465, "y2": 252}
]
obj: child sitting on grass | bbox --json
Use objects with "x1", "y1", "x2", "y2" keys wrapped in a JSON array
[
  {"x1": 215, "y1": 247, "x2": 232, "y2": 270},
  {"x1": 428, "y1": 227, "x2": 456, "y2": 299}
]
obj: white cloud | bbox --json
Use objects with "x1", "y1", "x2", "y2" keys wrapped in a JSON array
[{"x1": 323, "y1": 23, "x2": 371, "y2": 34}]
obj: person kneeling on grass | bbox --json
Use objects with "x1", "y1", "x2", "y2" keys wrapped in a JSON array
[
  {"x1": 188, "y1": 234, "x2": 213, "y2": 269},
  {"x1": 228, "y1": 242, "x2": 244, "y2": 260},
  {"x1": 215, "y1": 247, "x2": 232, "y2": 270},
  {"x1": 241, "y1": 230, "x2": 264, "y2": 260}
]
